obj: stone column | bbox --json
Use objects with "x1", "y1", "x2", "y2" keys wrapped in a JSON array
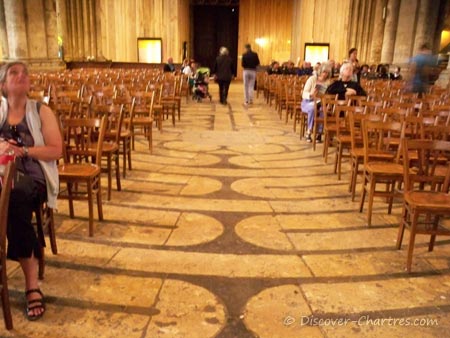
[
  {"x1": 368, "y1": 0, "x2": 385, "y2": 64},
  {"x1": 413, "y1": 0, "x2": 439, "y2": 53},
  {"x1": 380, "y1": 0, "x2": 400, "y2": 64},
  {"x1": 3, "y1": 0, "x2": 29, "y2": 59},
  {"x1": 24, "y1": 0, "x2": 47, "y2": 59},
  {"x1": 392, "y1": 0, "x2": 418, "y2": 65},
  {"x1": 0, "y1": 0, "x2": 8, "y2": 59},
  {"x1": 44, "y1": 0, "x2": 59, "y2": 60},
  {"x1": 290, "y1": 0, "x2": 302, "y2": 65}
]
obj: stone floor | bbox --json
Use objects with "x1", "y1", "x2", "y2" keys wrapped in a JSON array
[{"x1": 2, "y1": 82, "x2": 450, "y2": 338}]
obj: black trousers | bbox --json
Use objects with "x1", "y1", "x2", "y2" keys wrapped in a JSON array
[
  {"x1": 217, "y1": 80, "x2": 231, "y2": 104},
  {"x1": 6, "y1": 174, "x2": 46, "y2": 261}
]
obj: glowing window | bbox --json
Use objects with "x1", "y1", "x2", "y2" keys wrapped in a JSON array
[{"x1": 137, "y1": 38, "x2": 162, "y2": 63}]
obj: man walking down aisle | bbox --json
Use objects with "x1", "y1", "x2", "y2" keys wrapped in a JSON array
[{"x1": 241, "y1": 44, "x2": 260, "y2": 106}]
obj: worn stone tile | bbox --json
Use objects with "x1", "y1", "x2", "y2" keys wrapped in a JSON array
[
  {"x1": 146, "y1": 280, "x2": 226, "y2": 338},
  {"x1": 164, "y1": 212, "x2": 223, "y2": 246},
  {"x1": 110, "y1": 248, "x2": 311, "y2": 278},
  {"x1": 243, "y1": 285, "x2": 323, "y2": 338},
  {"x1": 302, "y1": 276, "x2": 450, "y2": 314}
]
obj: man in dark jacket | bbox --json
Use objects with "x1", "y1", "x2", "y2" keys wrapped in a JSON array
[
  {"x1": 163, "y1": 57, "x2": 175, "y2": 72},
  {"x1": 241, "y1": 44, "x2": 260, "y2": 105},
  {"x1": 326, "y1": 62, "x2": 366, "y2": 100},
  {"x1": 213, "y1": 46, "x2": 234, "y2": 105}
]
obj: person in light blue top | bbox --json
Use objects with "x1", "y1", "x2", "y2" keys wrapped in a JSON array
[{"x1": 409, "y1": 43, "x2": 437, "y2": 96}]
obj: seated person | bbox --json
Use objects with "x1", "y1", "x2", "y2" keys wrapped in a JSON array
[
  {"x1": 297, "y1": 61, "x2": 313, "y2": 76},
  {"x1": 312, "y1": 62, "x2": 321, "y2": 76},
  {"x1": 283, "y1": 61, "x2": 296, "y2": 75},
  {"x1": 332, "y1": 61, "x2": 341, "y2": 78},
  {"x1": 358, "y1": 64, "x2": 369, "y2": 82},
  {"x1": 367, "y1": 64, "x2": 378, "y2": 79},
  {"x1": 301, "y1": 63, "x2": 332, "y2": 143},
  {"x1": 267, "y1": 61, "x2": 282, "y2": 75},
  {"x1": 326, "y1": 62, "x2": 367, "y2": 100},
  {"x1": 390, "y1": 66, "x2": 402, "y2": 80},
  {"x1": 0, "y1": 62, "x2": 62, "y2": 321},
  {"x1": 377, "y1": 64, "x2": 390, "y2": 79},
  {"x1": 163, "y1": 57, "x2": 175, "y2": 72}
]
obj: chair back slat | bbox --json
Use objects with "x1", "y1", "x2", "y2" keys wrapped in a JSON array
[
  {"x1": 402, "y1": 139, "x2": 450, "y2": 192},
  {"x1": 62, "y1": 116, "x2": 107, "y2": 166}
]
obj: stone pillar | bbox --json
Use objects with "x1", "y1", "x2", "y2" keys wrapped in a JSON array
[
  {"x1": 413, "y1": 0, "x2": 439, "y2": 53},
  {"x1": 380, "y1": 0, "x2": 400, "y2": 64},
  {"x1": 368, "y1": 0, "x2": 385, "y2": 64},
  {"x1": 56, "y1": 0, "x2": 70, "y2": 60},
  {"x1": 0, "y1": 0, "x2": 8, "y2": 59},
  {"x1": 4, "y1": 0, "x2": 29, "y2": 59},
  {"x1": 24, "y1": 0, "x2": 47, "y2": 59},
  {"x1": 290, "y1": 0, "x2": 302, "y2": 65},
  {"x1": 44, "y1": 0, "x2": 59, "y2": 60},
  {"x1": 392, "y1": 0, "x2": 418, "y2": 65}
]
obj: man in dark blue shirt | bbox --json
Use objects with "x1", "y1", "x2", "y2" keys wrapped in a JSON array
[{"x1": 241, "y1": 44, "x2": 260, "y2": 105}]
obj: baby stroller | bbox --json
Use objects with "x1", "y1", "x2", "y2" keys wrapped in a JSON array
[{"x1": 192, "y1": 67, "x2": 212, "y2": 102}]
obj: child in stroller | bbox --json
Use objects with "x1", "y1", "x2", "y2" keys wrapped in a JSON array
[{"x1": 192, "y1": 67, "x2": 212, "y2": 102}]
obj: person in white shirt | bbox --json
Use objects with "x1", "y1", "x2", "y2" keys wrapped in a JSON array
[{"x1": 301, "y1": 63, "x2": 332, "y2": 143}]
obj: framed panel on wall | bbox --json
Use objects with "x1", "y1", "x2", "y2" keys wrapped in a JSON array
[
  {"x1": 304, "y1": 43, "x2": 330, "y2": 64},
  {"x1": 137, "y1": 38, "x2": 162, "y2": 63}
]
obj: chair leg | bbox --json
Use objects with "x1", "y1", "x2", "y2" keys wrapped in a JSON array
[
  {"x1": 67, "y1": 183, "x2": 74, "y2": 218},
  {"x1": 96, "y1": 178, "x2": 104, "y2": 222},
  {"x1": 87, "y1": 180, "x2": 95, "y2": 237},
  {"x1": 334, "y1": 143, "x2": 340, "y2": 175},
  {"x1": 428, "y1": 215, "x2": 441, "y2": 252},
  {"x1": 131, "y1": 128, "x2": 136, "y2": 150},
  {"x1": 349, "y1": 157, "x2": 356, "y2": 193},
  {"x1": 1, "y1": 262, "x2": 13, "y2": 330},
  {"x1": 406, "y1": 212, "x2": 420, "y2": 272},
  {"x1": 367, "y1": 176, "x2": 376, "y2": 227},
  {"x1": 122, "y1": 139, "x2": 127, "y2": 179},
  {"x1": 396, "y1": 203, "x2": 408, "y2": 249},
  {"x1": 359, "y1": 173, "x2": 367, "y2": 212},
  {"x1": 115, "y1": 151, "x2": 121, "y2": 192},
  {"x1": 127, "y1": 137, "x2": 132, "y2": 171},
  {"x1": 46, "y1": 207, "x2": 57, "y2": 254},
  {"x1": 148, "y1": 124, "x2": 153, "y2": 153},
  {"x1": 387, "y1": 181, "x2": 396, "y2": 214},
  {"x1": 323, "y1": 132, "x2": 329, "y2": 163},
  {"x1": 106, "y1": 154, "x2": 112, "y2": 201},
  {"x1": 293, "y1": 112, "x2": 298, "y2": 132}
]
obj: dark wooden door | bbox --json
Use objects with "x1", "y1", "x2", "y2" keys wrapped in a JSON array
[{"x1": 193, "y1": 5, "x2": 239, "y2": 75}]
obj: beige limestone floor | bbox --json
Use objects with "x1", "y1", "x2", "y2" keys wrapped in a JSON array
[{"x1": 2, "y1": 82, "x2": 450, "y2": 338}]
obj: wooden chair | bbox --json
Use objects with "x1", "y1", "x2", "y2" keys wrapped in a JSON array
[
  {"x1": 311, "y1": 94, "x2": 337, "y2": 151},
  {"x1": 0, "y1": 161, "x2": 14, "y2": 330},
  {"x1": 130, "y1": 91, "x2": 154, "y2": 152},
  {"x1": 113, "y1": 96, "x2": 134, "y2": 178},
  {"x1": 334, "y1": 105, "x2": 365, "y2": 180},
  {"x1": 58, "y1": 116, "x2": 107, "y2": 236},
  {"x1": 396, "y1": 139, "x2": 450, "y2": 272},
  {"x1": 359, "y1": 120, "x2": 405, "y2": 226},
  {"x1": 160, "y1": 78, "x2": 177, "y2": 126},
  {"x1": 348, "y1": 112, "x2": 384, "y2": 201},
  {"x1": 322, "y1": 98, "x2": 348, "y2": 162},
  {"x1": 91, "y1": 103, "x2": 124, "y2": 201}
]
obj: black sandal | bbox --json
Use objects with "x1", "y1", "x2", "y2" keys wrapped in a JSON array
[{"x1": 25, "y1": 288, "x2": 45, "y2": 321}]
